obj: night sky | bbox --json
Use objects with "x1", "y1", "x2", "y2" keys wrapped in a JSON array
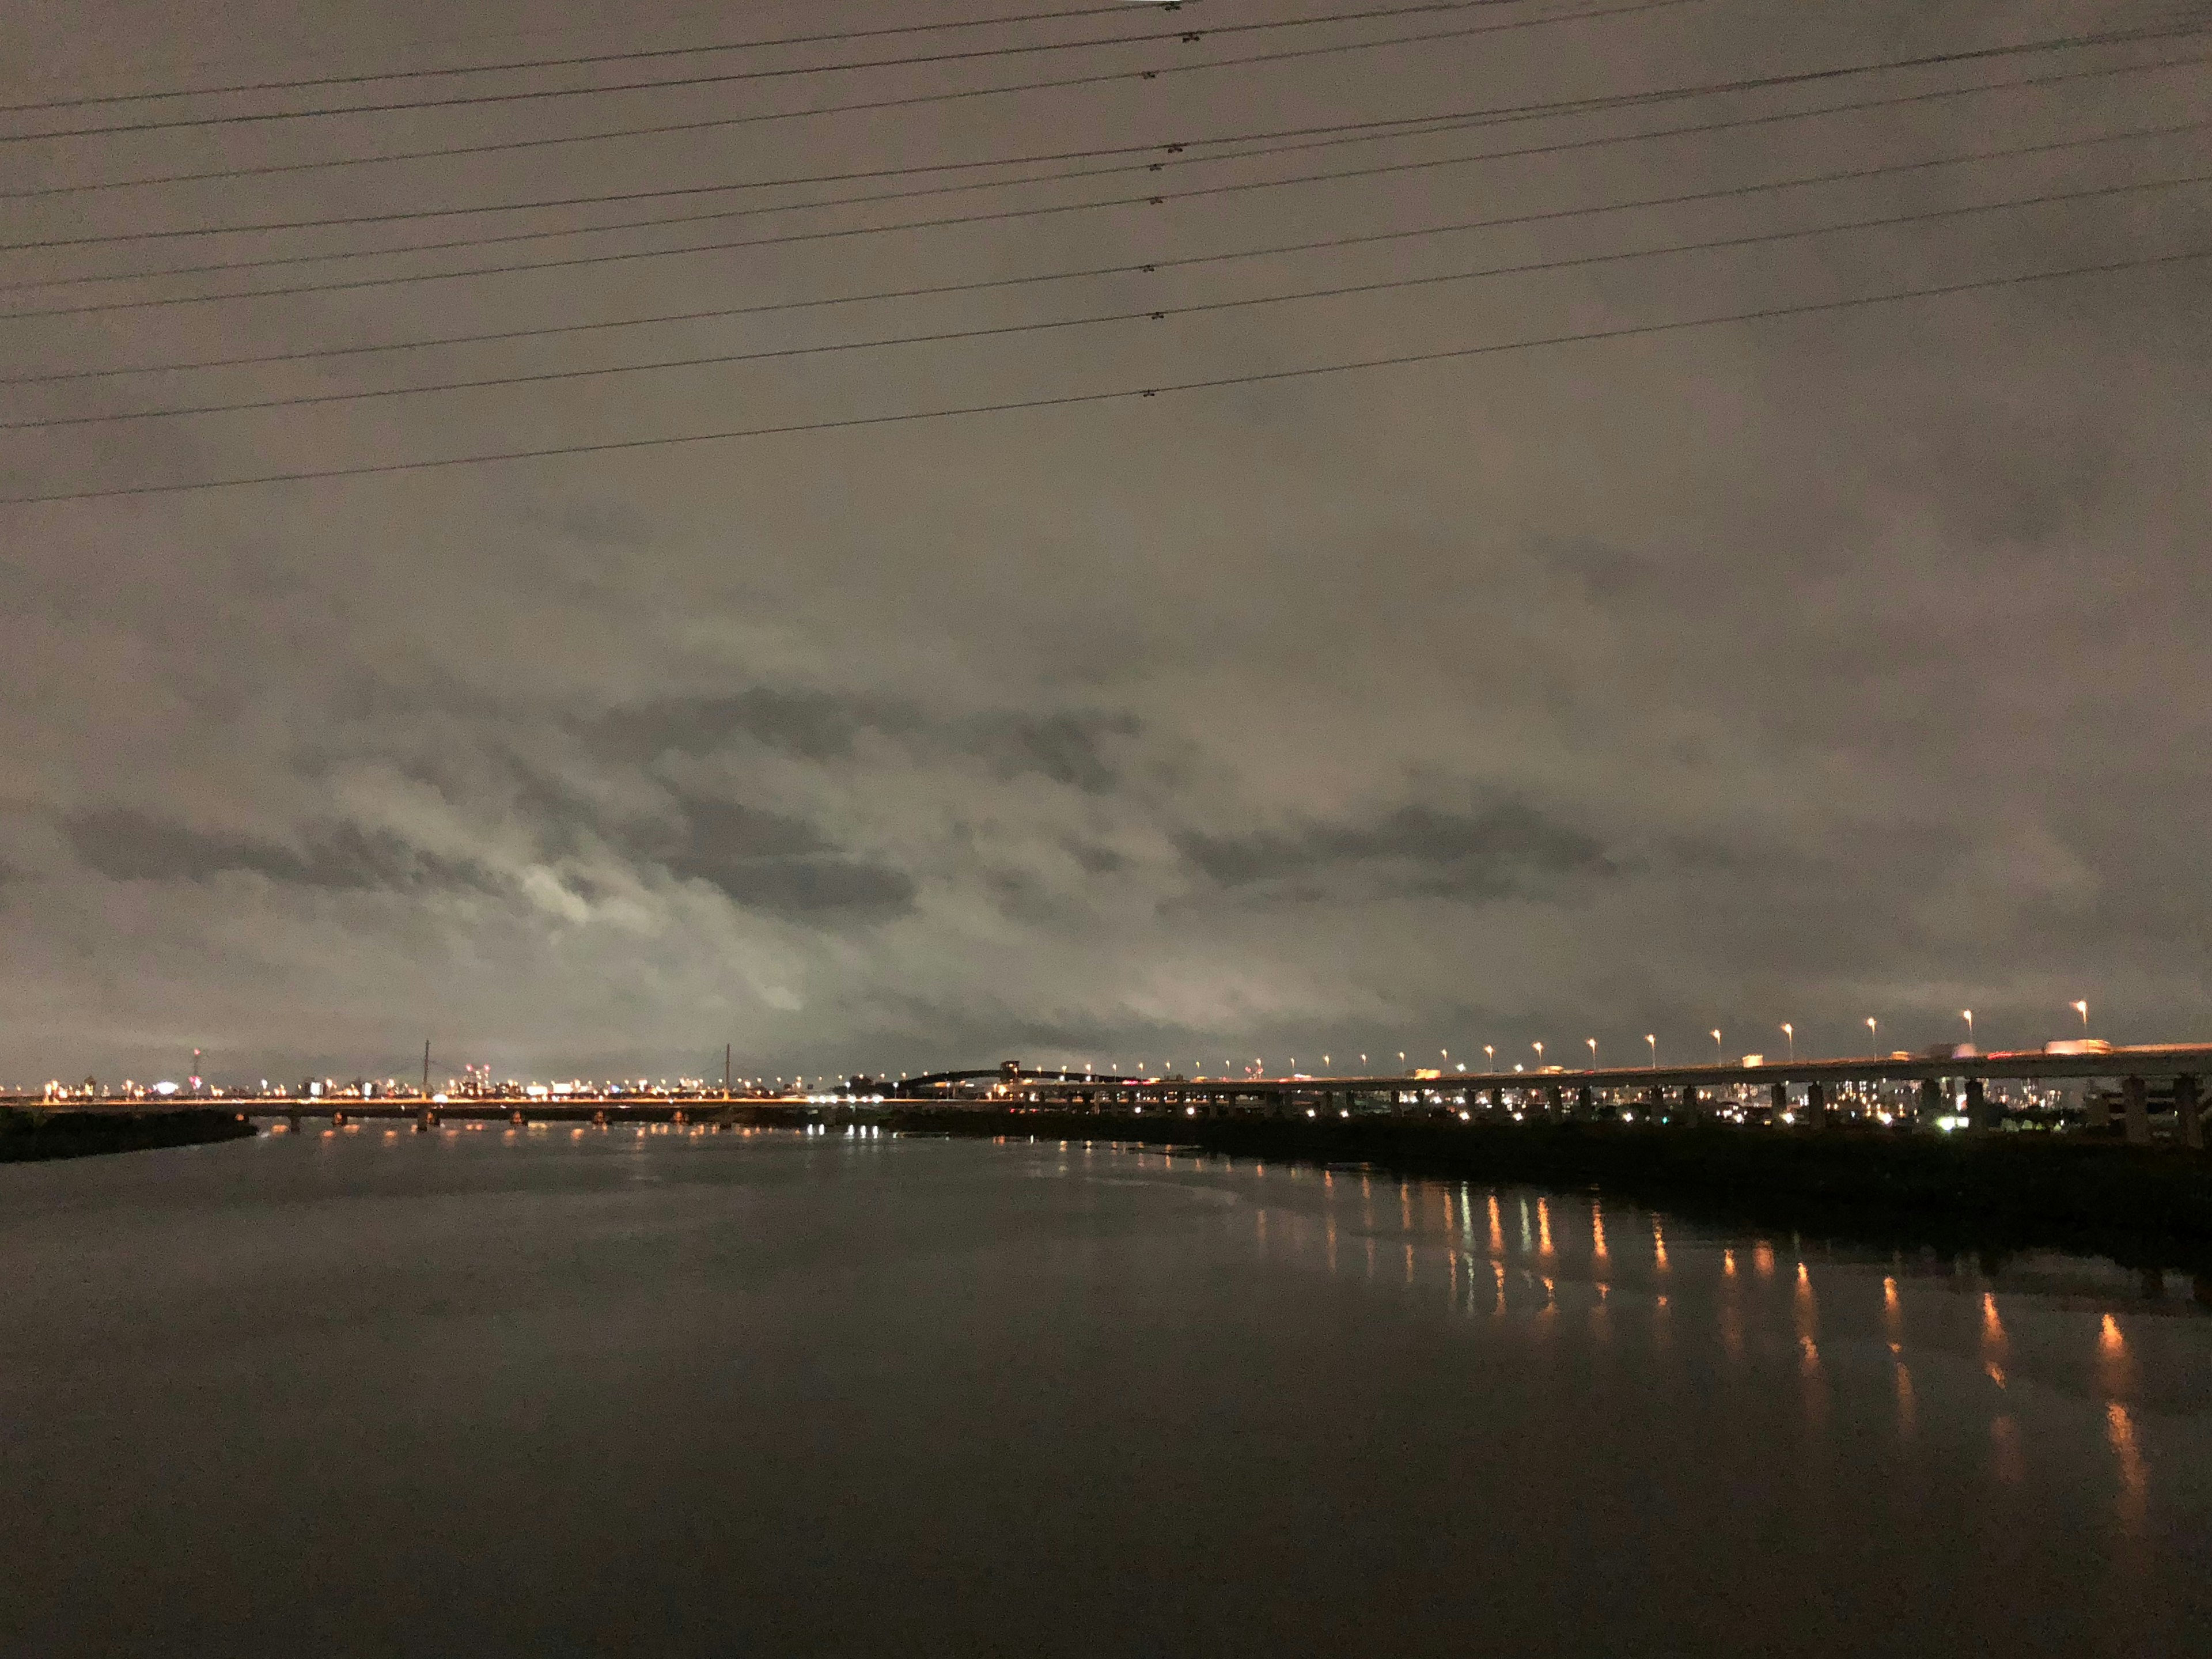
[{"x1": 1, "y1": 1, "x2": 2205, "y2": 1086}]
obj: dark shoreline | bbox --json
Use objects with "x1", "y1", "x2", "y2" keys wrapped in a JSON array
[
  {"x1": 884, "y1": 1108, "x2": 2212, "y2": 1277},
  {"x1": 0, "y1": 1107, "x2": 257, "y2": 1164}
]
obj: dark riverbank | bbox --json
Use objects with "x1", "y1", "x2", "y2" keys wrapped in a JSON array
[
  {"x1": 0, "y1": 1107, "x2": 257, "y2": 1164},
  {"x1": 887, "y1": 1108, "x2": 2212, "y2": 1273}
]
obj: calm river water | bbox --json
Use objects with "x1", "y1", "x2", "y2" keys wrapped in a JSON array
[{"x1": 3, "y1": 1124, "x2": 2209, "y2": 1655}]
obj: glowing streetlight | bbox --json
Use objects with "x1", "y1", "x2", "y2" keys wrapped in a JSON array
[
  {"x1": 1961, "y1": 1010, "x2": 1974, "y2": 1047},
  {"x1": 1586, "y1": 1038, "x2": 1598, "y2": 1070},
  {"x1": 1866, "y1": 1016, "x2": 1878, "y2": 1054},
  {"x1": 1711, "y1": 1029, "x2": 1724, "y2": 1066},
  {"x1": 1398, "y1": 1050, "x2": 1408, "y2": 1073},
  {"x1": 1484, "y1": 1044, "x2": 1495, "y2": 1069},
  {"x1": 1781, "y1": 1022, "x2": 1795, "y2": 1063},
  {"x1": 2073, "y1": 1000, "x2": 2090, "y2": 1037},
  {"x1": 1645, "y1": 1034, "x2": 1657, "y2": 1066},
  {"x1": 1533, "y1": 1041, "x2": 1545, "y2": 1066}
]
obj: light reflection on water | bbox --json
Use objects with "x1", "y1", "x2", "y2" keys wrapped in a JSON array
[
  {"x1": 2, "y1": 1127, "x2": 2208, "y2": 1656},
  {"x1": 1178, "y1": 1137, "x2": 2212, "y2": 1545}
]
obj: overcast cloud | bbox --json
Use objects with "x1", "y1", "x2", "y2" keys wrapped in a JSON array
[{"x1": 0, "y1": 0, "x2": 2205, "y2": 1085}]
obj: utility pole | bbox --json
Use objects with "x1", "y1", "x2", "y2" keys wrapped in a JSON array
[
  {"x1": 422, "y1": 1039, "x2": 430, "y2": 1097},
  {"x1": 725, "y1": 1043, "x2": 732, "y2": 1096}
]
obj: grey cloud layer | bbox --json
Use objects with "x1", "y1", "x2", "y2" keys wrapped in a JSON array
[{"x1": 0, "y1": 0, "x2": 2205, "y2": 1082}]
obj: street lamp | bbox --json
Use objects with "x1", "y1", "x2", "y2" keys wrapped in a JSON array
[
  {"x1": 1484, "y1": 1044, "x2": 1495, "y2": 1070},
  {"x1": 2073, "y1": 1000, "x2": 2090, "y2": 1037},
  {"x1": 1781, "y1": 1022, "x2": 1795, "y2": 1063},
  {"x1": 1533, "y1": 1041, "x2": 1545, "y2": 1066},
  {"x1": 1645, "y1": 1034, "x2": 1657, "y2": 1066},
  {"x1": 1711, "y1": 1029, "x2": 1724, "y2": 1066},
  {"x1": 1587, "y1": 1038, "x2": 1599, "y2": 1070},
  {"x1": 1865, "y1": 1016, "x2": 1878, "y2": 1054},
  {"x1": 1961, "y1": 1010, "x2": 1974, "y2": 1047},
  {"x1": 1398, "y1": 1050, "x2": 1407, "y2": 1073}
]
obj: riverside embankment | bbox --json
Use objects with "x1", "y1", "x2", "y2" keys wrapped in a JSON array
[
  {"x1": 885, "y1": 1108, "x2": 2212, "y2": 1272},
  {"x1": 0, "y1": 1106, "x2": 256, "y2": 1163}
]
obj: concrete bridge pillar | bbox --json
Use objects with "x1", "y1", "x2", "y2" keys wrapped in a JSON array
[
  {"x1": 1918, "y1": 1077, "x2": 1942, "y2": 1126},
  {"x1": 1576, "y1": 1084, "x2": 1595, "y2": 1118},
  {"x1": 1679, "y1": 1085, "x2": 1698, "y2": 1122},
  {"x1": 1965, "y1": 1076, "x2": 1998, "y2": 1134},
  {"x1": 286, "y1": 1111, "x2": 301, "y2": 1134},
  {"x1": 1769, "y1": 1080, "x2": 1789, "y2": 1120},
  {"x1": 2176, "y1": 1075, "x2": 2203, "y2": 1153},
  {"x1": 2123, "y1": 1077, "x2": 2151, "y2": 1146},
  {"x1": 1546, "y1": 1082, "x2": 1564, "y2": 1118},
  {"x1": 1488, "y1": 1086, "x2": 1505, "y2": 1113},
  {"x1": 1805, "y1": 1080, "x2": 1826, "y2": 1127},
  {"x1": 415, "y1": 1107, "x2": 434, "y2": 1134}
]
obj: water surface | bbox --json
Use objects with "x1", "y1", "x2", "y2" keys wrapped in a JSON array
[{"x1": 3, "y1": 1124, "x2": 2207, "y2": 1654}]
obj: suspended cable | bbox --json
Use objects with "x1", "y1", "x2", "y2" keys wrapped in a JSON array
[
  {"x1": 7, "y1": 162, "x2": 2198, "y2": 431},
  {"x1": 8, "y1": 0, "x2": 1984, "y2": 199},
  {"x1": 9, "y1": 51, "x2": 2196, "y2": 381},
  {"x1": 14, "y1": 40, "x2": 2206, "y2": 319},
  {"x1": 6, "y1": 247, "x2": 2197, "y2": 506},
  {"x1": 0, "y1": 118, "x2": 1554, "y2": 289},
  {"x1": 0, "y1": 2, "x2": 1222, "y2": 116},
  {"x1": 0, "y1": 3, "x2": 1517, "y2": 143}
]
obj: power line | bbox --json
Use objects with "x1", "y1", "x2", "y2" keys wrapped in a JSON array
[
  {"x1": 15, "y1": 39, "x2": 2205, "y2": 318},
  {"x1": 0, "y1": 2, "x2": 1775, "y2": 197},
  {"x1": 0, "y1": 2, "x2": 1215, "y2": 115},
  {"x1": 9, "y1": 52, "x2": 2196, "y2": 382},
  {"x1": 20, "y1": 47, "x2": 2207, "y2": 290},
  {"x1": 6, "y1": 247, "x2": 2197, "y2": 506},
  {"x1": 0, "y1": 3, "x2": 1505, "y2": 143},
  {"x1": 7, "y1": 162, "x2": 2198, "y2": 431},
  {"x1": 1, "y1": 105, "x2": 1495, "y2": 254},
  {"x1": 0, "y1": 119, "x2": 1567, "y2": 291}
]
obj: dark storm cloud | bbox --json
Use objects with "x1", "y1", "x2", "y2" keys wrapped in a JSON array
[
  {"x1": 590, "y1": 687, "x2": 1139, "y2": 792},
  {"x1": 65, "y1": 808, "x2": 495, "y2": 893},
  {"x1": 591, "y1": 688, "x2": 896, "y2": 763},
  {"x1": 1180, "y1": 801, "x2": 1610, "y2": 903},
  {"x1": 630, "y1": 796, "x2": 915, "y2": 921},
  {"x1": 971, "y1": 710, "x2": 1138, "y2": 794}
]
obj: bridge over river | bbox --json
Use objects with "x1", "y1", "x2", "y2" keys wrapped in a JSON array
[
  {"x1": 16, "y1": 1042, "x2": 2210, "y2": 1150},
  {"x1": 899, "y1": 1044, "x2": 2212, "y2": 1150}
]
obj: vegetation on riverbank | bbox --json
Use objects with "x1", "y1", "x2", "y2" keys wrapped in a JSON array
[
  {"x1": 887, "y1": 1108, "x2": 2212, "y2": 1271},
  {"x1": 0, "y1": 1107, "x2": 258, "y2": 1163}
]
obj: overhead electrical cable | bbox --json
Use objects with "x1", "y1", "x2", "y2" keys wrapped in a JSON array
[
  {"x1": 5, "y1": 247, "x2": 2199, "y2": 507},
  {"x1": 0, "y1": 116, "x2": 1608, "y2": 290},
  {"x1": 0, "y1": 0, "x2": 816, "y2": 107},
  {"x1": 6, "y1": 43, "x2": 2196, "y2": 263},
  {"x1": 46, "y1": 0, "x2": 2134, "y2": 200},
  {"x1": 16, "y1": 60, "x2": 2191, "y2": 389},
  {"x1": 0, "y1": 2, "x2": 1232, "y2": 115},
  {"x1": 0, "y1": 3, "x2": 1534, "y2": 143},
  {"x1": 0, "y1": 18, "x2": 2188, "y2": 219},
  {"x1": 2, "y1": 105, "x2": 1503, "y2": 254},
  {"x1": 13, "y1": 46, "x2": 2206, "y2": 318},
  {"x1": 6, "y1": 164, "x2": 2200, "y2": 431}
]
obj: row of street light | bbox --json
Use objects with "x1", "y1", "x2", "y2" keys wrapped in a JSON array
[
  {"x1": 1471, "y1": 1000, "x2": 2095, "y2": 1075},
  {"x1": 1077, "y1": 1006, "x2": 2096, "y2": 1082}
]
